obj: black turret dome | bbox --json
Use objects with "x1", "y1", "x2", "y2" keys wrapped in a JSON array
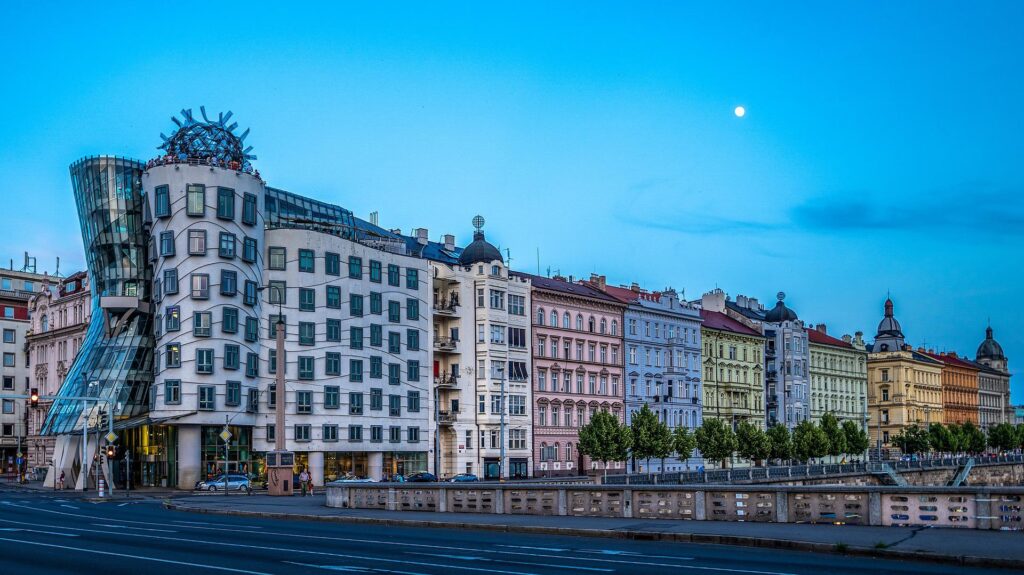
[
  {"x1": 976, "y1": 326, "x2": 1005, "y2": 361},
  {"x1": 458, "y1": 230, "x2": 502, "y2": 265}
]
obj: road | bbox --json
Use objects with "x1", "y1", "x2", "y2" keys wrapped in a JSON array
[{"x1": 0, "y1": 488, "x2": 1009, "y2": 575}]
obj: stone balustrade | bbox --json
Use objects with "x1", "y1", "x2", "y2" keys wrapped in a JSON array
[{"x1": 326, "y1": 483, "x2": 1024, "y2": 530}]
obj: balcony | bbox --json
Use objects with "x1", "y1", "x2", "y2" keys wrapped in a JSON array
[
  {"x1": 435, "y1": 373, "x2": 459, "y2": 389},
  {"x1": 437, "y1": 411, "x2": 458, "y2": 426},
  {"x1": 434, "y1": 336, "x2": 459, "y2": 352},
  {"x1": 432, "y1": 301, "x2": 459, "y2": 316}
]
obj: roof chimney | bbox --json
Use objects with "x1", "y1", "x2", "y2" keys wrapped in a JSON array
[
  {"x1": 630, "y1": 282, "x2": 640, "y2": 293},
  {"x1": 589, "y1": 274, "x2": 606, "y2": 291},
  {"x1": 948, "y1": 351, "x2": 958, "y2": 359},
  {"x1": 816, "y1": 324, "x2": 827, "y2": 334},
  {"x1": 443, "y1": 234, "x2": 455, "y2": 251},
  {"x1": 415, "y1": 228, "x2": 428, "y2": 245},
  {"x1": 552, "y1": 274, "x2": 567, "y2": 282}
]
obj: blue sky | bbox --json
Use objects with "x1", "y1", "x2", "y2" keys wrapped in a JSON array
[{"x1": 1, "y1": 2, "x2": 1021, "y2": 400}]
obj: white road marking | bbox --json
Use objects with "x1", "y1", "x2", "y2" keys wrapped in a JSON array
[
  {"x1": 407, "y1": 551, "x2": 612, "y2": 572},
  {"x1": 60, "y1": 504, "x2": 79, "y2": 510},
  {"x1": 0, "y1": 535, "x2": 272, "y2": 574},
  {"x1": 0, "y1": 527, "x2": 78, "y2": 537},
  {"x1": 498, "y1": 544, "x2": 569, "y2": 552},
  {"x1": 93, "y1": 523, "x2": 178, "y2": 533},
  {"x1": 285, "y1": 561, "x2": 427, "y2": 575}
]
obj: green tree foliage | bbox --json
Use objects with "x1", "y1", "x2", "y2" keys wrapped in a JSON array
[
  {"x1": 793, "y1": 420, "x2": 829, "y2": 462},
  {"x1": 653, "y1": 420, "x2": 675, "y2": 472},
  {"x1": 766, "y1": 423, "x2": 793, "y2": 463},
  {"x1": 841, "y1": 420, "x2": 870, "y2": 457},
  {"x1": 736, "y1": 420, "x2": 771, "y2": 465},
  {"x1": 987, "y1": 423, "x2": 1018, "y2": 452},
  {"x1": 946, "y1": 423, "x2": 966, "y2": 453},
  {"x1": 959, "y1": 421, "x2": 987, "y2": 454},
  {"x1": 673, "y1": 425, "x2": 697, "y2": 463},
  {"x1": 820, "y1": 413, "x2": 847, "y2": 462},
  {"x1": 578, "y1": 410, "x2": 631, "y2": 478},
  {"x1": 694, "y1": 418, "x2": 737, "y2": 467},
  {"x1": 892, "y1": 424, "x2": 930, "y2": 454},
  {"x1": 928, "y1": 423, "x2": 954, "y2": 453},
  {"x1": 629, "y1": 404, "x2": 661, "y2": 471}
]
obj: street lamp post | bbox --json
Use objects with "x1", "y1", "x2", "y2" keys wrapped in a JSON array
[
  {"x1": 498, "y1": 364, "x2": 506, "y2": 481},
  {"x1": 258, "y1": 284, "x2": 292, "y2": 495}
]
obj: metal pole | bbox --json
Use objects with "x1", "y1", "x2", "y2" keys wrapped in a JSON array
[
  {"x1": 275, "y1": 317, "x2": 285, "y2": 452},
  {"x1": 499, "y1": 367, "x2": 506, "y2": 481},
  {"x1": 81, "y1": 399, "x2": 87, "y2": 489},
  {"x1": 433, "y1": 385, "x2": 440, "y2": 477},
  {"x1": 125, "y1": 449, "x2": 131, "y2": 498},
  {"x1": 224, "y1": 415, "x2": 230, "y2": 495}
]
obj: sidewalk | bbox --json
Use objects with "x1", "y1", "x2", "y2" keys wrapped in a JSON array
[{"x1": 165, "y1": 494, "x2": 1024, "y2": 570}]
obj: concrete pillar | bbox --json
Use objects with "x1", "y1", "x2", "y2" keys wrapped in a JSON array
[
  {"x1": 46, "y1": 435, "x2": 77, "y2": 489},
  {"x1": 177, "y1": 425, "x2": 201, "y2": 490},
  {"x1": 557, "y1": 488, "x2": 568, "y2": 516},
  {"x1": 369, "y1": 451, "x2": 383, "y2": 481},
  {"x1": 976, "y1": 491, "x2": 992, "y2": 530},
  {"x1": 386, "y1": 487, "x2": 397, "y2": 511},
  {"x1": 868, "y1": 491, "x2": 882, "y2": 526},
  {"x1": 309, "y1": 451, "x2": 325, "y2": 487},
  {"x1": 438, "y1": 488, "x2": 448, "y2": 512},
  {"x1": 775, "y1": 491, "x2": 788, "y2": 522},
  {"x1": 495, "y1": 487, "x2": 505, "y2": 514},
  {"x1": 623, "y1": 489, "x2": 633, "y2": 518},
  {"x1": 695, "y1": 489, "x2": 706, "y2": 520}
]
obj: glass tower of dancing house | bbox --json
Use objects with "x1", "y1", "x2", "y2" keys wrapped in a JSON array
[{"x1": 45, "y1": 109, "x2": 439, "y2": 489}]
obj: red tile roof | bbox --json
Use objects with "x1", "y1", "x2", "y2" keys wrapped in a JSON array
[
  {"x1": 806, "y1": 328, "x2": 853, "y2": 349},
  {"x1": 919, "y1": 350, "x2": 980, "y2": 371},
  {"x1": 700, "y1": 310, "x2": 761, "y2": 336},
  {"x1": 600, "y1": 284, "x2": 661, "y2": 304}
]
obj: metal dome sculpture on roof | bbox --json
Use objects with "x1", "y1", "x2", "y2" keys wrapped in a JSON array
[
  {"x1": 458, "y1": 215, "x2": 503, "y2": 266},
  {"x1": 876, "y1": 297, "x2": 904, "y2": 338},
  {"x1": 158, "y1": 107, "x2": 256, "y2": 170},
  {"x1": 764, "y1": 291, "x2": 799, "y2": 323},
  {"x1": 976, "y1": 326, "x2": 1005, "y2": 361}
]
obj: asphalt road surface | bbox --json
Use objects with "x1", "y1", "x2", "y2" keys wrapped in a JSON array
[{"x1": 0, "y1": 489, "x2": 1009, "y2": 575}]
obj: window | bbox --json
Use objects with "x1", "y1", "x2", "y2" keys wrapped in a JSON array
[
  {"x1": 348, "y1": 256, "x2": 362, "y2": 279},
  {"x1": 406, "y1": 268, "x2": 418, "y2": 290},
  {"x1": 299, "y1": 249, "x2": 315, "y2": 273},
  {"x1": 406, "y1": 299, "x2": 419, "y2": 320},
  {"x1": 196, "y1": 348, "x2": 214, "y2": 374},
  {"x1": 325, "y1": 252, "x2": 340, "y2": 276},
  {"x1": 370, "y1": 292, "x2": 382, "y2": 314},
  {"x1": 326, "y1": 286, "x2": 341, "y2": 309},
  {"x1": 325, "y1": 352, "x2": 341, "y2": 376},
  {"x1": 297, "y1": 390, "x2": 312, "y2": 414},
  {"x1": 220, "y1": 270, "x2": 237, "y2": 296},
  {"x1": 295, "y1": 424, "x2": 311, "y2": 442},
  {"x1": 299, "y1": 322, "x2": 315, "y2": 345},
  {"x1": 164, "y1": 380, "x2": 181, "y2": 404},
  {"x1": 508, "y1": 327, "x2": 526, "y2": 348},
  {"x1": 509, "y1": 394, "x2": 526, "y2": 416},
  {"x1": 323, "y1": 425, "x2": 339, "y2": 442},
  {"x1": 226, "y1": 380, "x2": 241, "y2": 406},
  {"x1": 390, "y1": 426, "x2": 402, "y2": 443},
  {"x1": 164, "y1": 269, "x2": 179, "y2": 295},
  {"x1": 242, "y1": 193, "x2": 257, "y2": 225},
  {"x1": 155, "y1": 185, "x2": 170, "y2": 217},
  {"x1": 388, "y1": 301, "x2": 400, "y2": 323},
  {"x1": 266, "y1": 424, "x2": 276, "y2": 442},
  {"x1": 510, "y1": 429, "x2": 526, "y2": 450},
  {"x1": 370, "y1": 356, "x2": 383, "y2": 379},
  {"x1": 350, "y1": 294, "x2": 364, "y2": 317},
  {"x1": 298, "y1": 356, "x2": 314, "y2": 380},
  {"x1": 246, "y1": 353, "x2": 258, "y2": 377},
  {"x1": 247, "y1": 388, "x2": 258, "y2": 412},
  {"x1": 245, "y1": 316, "x2": 259, "y2": 342},
  {"x1": 388, "y1": 364, "x2": 400, "y2": 385},
  {"x1": 166, "y1": 306, "x2": 180, "y2": 331},
  {"x1": 268, "y1": 280, "x2": 286, "y2": 305},
  {"x1": 407, "y1": 427, "x2": 420, "y2": 443},
  {"x1": 193, "y1": 312, "x2": 212, "y2": 337},
  {"x1": 370, "y1": 389, "x2": 383, "y2": 411},
  {"x1": 198, "y1": 386, "x2": 215, "y2": 410},
  {"x1": 160, "y1": 232, "x2": 175, "y2": 256},
  {"x1": 326, "y1": 319, "x2": 341, "y2": 342},
  {"x1": 324, "y1": 386, "x2": 340, "y2": 409},
  {"x1": 244, "y1": 280, "x2": 258, "y2": 307},
  {"x1": 509, "y1": 294, "x2": 525, "y2": 316},
  {"x1": 388, "y1": 332, "x2": 401, "y2": 354},
  {"x1": 406, "y1": 330, "x2": 419, "y2": 351},
  {"x1": 165, "y1": 344, "x2": 180, "y2": 368},
  {"x1": 0, "y1": 330, "x2": 9, "y2": 344},
  {"x1": 268, "y1": 247, "x2": 286, "y2": 270},
  {"x1": 299, "y1": 288, "x2": 315, "y2": 311},
  {"x1": 408, "y1": 360, "x2": 420, "y2": 382},
  {"x1": 349, "y1": 425, "x2": 363, "y2": 442},
  {"x1": 216, "y1": 187, "x2": 235, "y2": 220},
  {"x1": 350, "y1": 359, "x2": 364, "y2": 382},
  {"x1": 242, "y1": 237, "x2": 257, "y2": 263},
  {"x1": 490, "y1": 289, "x2": 505, "y2": 309},
  {"x1": 186, "y1": 184, "x2": 205, "y2": 216},
  {"x1": 369, "y1": 260, "x2": 382, "y2": 283},
  {"x1": 349, "y1": 392, "x2": 363, "y2": 415},
  {"x1": 371, "y1": 426, "x2": 383, "y2": 443},
  {"x1": 224, "y1": 344, "x2": 240, "y2": 370},
  {"x1": 370, "y1": 324, "x2": 382, "y2": 347},
  {"x1": 387, "y1": 264, "x2": 400, "y2": 286},
  {"x1": 350, "y1": 326, "x2": 363, "y2": 349},
  {"x1": 389, "y1": 394, "x2": 401, "y2": 416},
  {"x1": 218, "y1": 231, "x2": 235, "y2": 258},
  {"x1": 190, "y1": 274, "x2": 209, "y2": 299}
]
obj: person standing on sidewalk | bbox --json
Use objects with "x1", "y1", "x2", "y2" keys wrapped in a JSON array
[
  {"x1": 58, "y1": 471, "x2": 65, "y2": 490},
  {"x1": 299, "y1": 468, "x2": 310, "y2": 496}
]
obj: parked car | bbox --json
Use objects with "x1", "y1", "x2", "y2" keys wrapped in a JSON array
[
  {"x1": 196, "y1": 474, "x2": 251, "y2": 492},
  {"x1": 329, "y1": 475, "x2": 378, "y2": 484},
  {"x1": 405, "y1": 472, "x2": 437, "y2": 482},
  {"x1": 449, "y1": 473, "x2": 479, "y2": 483}
]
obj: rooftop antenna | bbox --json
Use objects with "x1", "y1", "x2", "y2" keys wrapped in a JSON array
[
  {"x1": 369, "y1": 211, "x2": 379, "y2": 227},
  {"x1": 54, "y1": 257, "x2": 61, "y2": 278},
  {"x1": 22, "y1": 252, "x2": 36, "y2": 274},
  {"x1": 472, "y1": 215, "x2": 485, "y2": 232},
  {"x1": 505, "y1": 248, "x2": 512, "y2": 270},
  {"x1": 546, "y1": 266, "x2": 551, "y2": 278},
  {"x1": 536, "y1": 247, "x2": 540, "y2": 276}
]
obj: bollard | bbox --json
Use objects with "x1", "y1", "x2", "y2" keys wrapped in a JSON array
[{"x1": 98, "y1": 478, "x2": 106, "y2": 498}]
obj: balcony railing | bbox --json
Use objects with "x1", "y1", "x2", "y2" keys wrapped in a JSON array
[
  {"x1": 433, "y1": 301, "x2": 459, "y2": 315},
  {"x1": 437, "y1": 411, "x2": 457, "y2": 425},
  {"x1": 434, "y1": 373, "x2": 459, "y2": 388},
  {"x1": 434, "y1": 337, "x2": 458, "y2": 351}
]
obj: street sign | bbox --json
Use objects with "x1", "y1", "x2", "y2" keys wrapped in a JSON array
[
  {"x1": 105, "y1": 431, "x2": 118, "y2": 443},
  {"x1": 219, "y1": 429, "x2": 232, "y2": 442},
  {"x1": 16, "y1": 451, "x2": 22, "y2": 458}
]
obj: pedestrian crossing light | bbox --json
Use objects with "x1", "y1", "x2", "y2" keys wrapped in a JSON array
[{"x1": 29, "y1": 388, "x2": 39, "y2": 407}]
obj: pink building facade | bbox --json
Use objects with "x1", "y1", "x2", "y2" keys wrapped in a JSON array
[{"x1": 521, "y1": 274, "x2": 626, "y2": 477}]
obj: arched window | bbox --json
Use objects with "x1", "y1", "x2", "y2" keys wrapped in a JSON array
[
  {"x1": 588, "y1": 316, "x2": 595, "y2": 332},
  {"x1": 550, "y1": 310, "x2": 558, "y2": 326},
  {"x1": 611, "y1": 320, "x2": 618, "y2": 336},
  {"x1": 41, "y1": 314, "x2": 48, "y2": 332},
  {"x1": 565, "y1": 442, "x2": 573, "y2": 462},
  {"x1": 600, "y1": 318, "x2": 607, "y2": 334},
  {"x1": 536, "y1": 308, "x2": 545, "y2": 325},
  {"x1": 562, "y1": 312, "x2": 570, "y2": 329},
  {"x1": 576, "y1": 314, "x2": 583, "y2": 331}
]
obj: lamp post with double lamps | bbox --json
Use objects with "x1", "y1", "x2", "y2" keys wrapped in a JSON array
[{"x1": 257, "y1": 284, "x2": 293, "y2": 495}]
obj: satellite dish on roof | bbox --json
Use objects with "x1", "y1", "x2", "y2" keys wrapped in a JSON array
[{"x1": 472, "y1": 215, "x2": 485, "y2": 231}]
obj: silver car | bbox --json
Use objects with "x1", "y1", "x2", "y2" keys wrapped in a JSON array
[{"x1": 196, "y1": 474, "x2": 251, "y2": 492}]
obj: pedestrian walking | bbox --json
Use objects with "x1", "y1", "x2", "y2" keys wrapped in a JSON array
[
  {"x1": 299, "y1": 468, "x2": 310, "y2": 496},
  {"x1": 58, "y1": 471, "x2": 65, "y2": 490}
]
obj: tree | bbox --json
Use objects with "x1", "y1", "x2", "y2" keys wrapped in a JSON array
[
  {"x1": 578, "y1": 410, "x2": 631, "y2": 479},
  {"x1": 928, "y1": 423, "x2": 953, "y2": 453},
  {"x1": 820, "y1": 413, "x2": 847, "y2": 462},
  {"x1": 694, "y1": 418, "x2": 737, "y2": 468},
  {"x1": 736, "y1": 420, "x2": 771, "y2": 465},
  {"x1": 960, "y1": 421, "x2": 986, "y2": 454},
  {"x1": 673, "y1": 425, "x2": 697, "y2": 466},
  {"x1": 1017, "y1": 424, "x2": 1024, "y2": 450},
  {"x1": 946, "y1": 423, "x2": 966, "y2": 453},
  {"x1": 767, "y1": 423, "x2": 793, "y2": 464},
  {"x1": 793, "y1": 420, "x2": 829, "y2": 462},
  {"x1": 842, "y1": 420, "x2": 870, "y2": 458},
  {"x1": 652, "y1": 421, "x2": 675, "y2": 472},
  {"x1": 892, "y1": 424, "x2": 929, "y2": 455},
  {"x1": 988, "y1": 423, "x2": 1018, "y2": 452},
  {"x1": 629, "y1": 404, "x2": 661, "y2": 472}
]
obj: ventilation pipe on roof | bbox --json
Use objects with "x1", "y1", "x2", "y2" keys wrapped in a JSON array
[{"x1": 443, "y1": 234, "x2": 455, "y2": 251}]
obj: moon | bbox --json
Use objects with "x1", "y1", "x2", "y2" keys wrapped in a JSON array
[{"x1": 734, "y1": 106, "x2": 746, "y2": 118}]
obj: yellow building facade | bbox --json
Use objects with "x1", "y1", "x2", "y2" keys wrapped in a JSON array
[
  {"x1": 867, "y1": 350, "x2": 944, "y2": 447},
  {"x1": 700, "y1": 309, "x2": 766, "y2": 430}
]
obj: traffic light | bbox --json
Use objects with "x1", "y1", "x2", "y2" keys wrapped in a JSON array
[
  {"x1": 29, "y1": 388, "x2": 39, "y2": 408},
  {"x1": 105, "y1": 444, "x2": 117, "y2": 458}
]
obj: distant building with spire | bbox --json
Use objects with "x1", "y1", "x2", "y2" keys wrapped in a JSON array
[{"x1": 973, "y1": 325, "x2": 1011, "y2": 430}]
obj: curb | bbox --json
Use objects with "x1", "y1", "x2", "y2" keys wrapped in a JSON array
[{"x1": 161, "y1": 502, "x2": 1022, "y2": 570}]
